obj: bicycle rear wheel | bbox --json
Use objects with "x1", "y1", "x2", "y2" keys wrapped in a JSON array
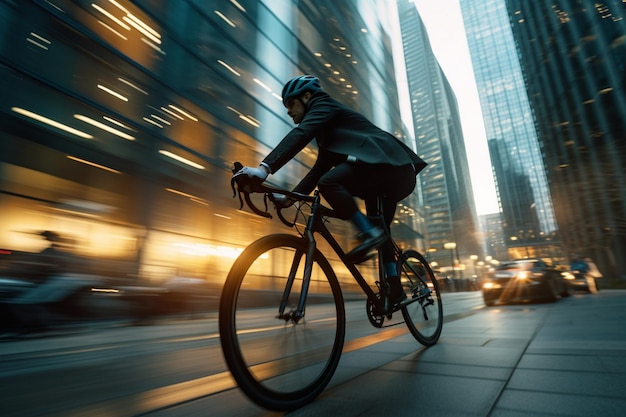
[
  {"x1": 219, "y1": 234, "x2": 345, "y2": 411},
  {"x1": 397, "y1": 249, "x2": 443, "y2": 346}
]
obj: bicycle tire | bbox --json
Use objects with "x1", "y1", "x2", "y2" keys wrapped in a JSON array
[
  {"x1": 397, "y1": 249, "x2": 443, "y2": 346},
  {"x1": 219, "y1": 234, "x2": 345, "y2": 411}
]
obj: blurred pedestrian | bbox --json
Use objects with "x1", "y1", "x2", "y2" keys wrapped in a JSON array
[{"x1": 570, "y1": 253, "x2": 589, "y2": 276}]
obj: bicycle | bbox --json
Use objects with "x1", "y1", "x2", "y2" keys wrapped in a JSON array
[{"x1": 219, "y1": 162, "x2": 443, "y2": 411}]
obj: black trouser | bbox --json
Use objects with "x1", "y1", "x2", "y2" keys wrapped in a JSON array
[{"x1": 317, "y1": 162, "x2": 416, "y2": 264}]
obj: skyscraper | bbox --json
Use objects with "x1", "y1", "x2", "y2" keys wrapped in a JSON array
[
  {"x1": 479, "y1": 213, "x2": 508, "y2": 262},
  {"x1": 398, "y1": 0, "x2": 481, "y2": 275},
  {"x1": 505, "y1": 0, "x2": 626, "y2": 280},
  {"x1": 461, "y1": 0, "x2": 560, "y2": 261}
]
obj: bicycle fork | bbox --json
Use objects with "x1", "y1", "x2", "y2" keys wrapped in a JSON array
[{"x1": 277, "y1": 212, "x2": 319, "y2": 324}]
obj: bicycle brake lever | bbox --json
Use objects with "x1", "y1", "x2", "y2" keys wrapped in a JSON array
[
  {"x1": 244, "y1": 192, "x2": 272, "y2": 218},
  {"x1": 231, "y1": 161, "x2": 244, "y2": 197},
  {"x1": 231, "y1": 174, "x2": 245, "y2": 210},
  {"x1": 231, "y1": 161, "x2": 272, "y2": 218}
]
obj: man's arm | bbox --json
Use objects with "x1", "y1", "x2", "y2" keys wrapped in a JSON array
[
  {"x1": 292, "y1": 149, "x2": 336, "y2": 195},
  {"x1": 262, "y1": 95, "x2": 337, "y2": 173}
]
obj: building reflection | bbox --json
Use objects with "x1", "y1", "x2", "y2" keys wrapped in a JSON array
[
  {"x1": 0, "y1": 0, "x2": 424, "y2": 289},
  {"x1": 506, "y1": 0, "x2": 626, "y2": 280}
]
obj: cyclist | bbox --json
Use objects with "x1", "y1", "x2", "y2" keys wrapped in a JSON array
[{"x1": 234, "y1": 75, "x2": 426, "y2": 304}]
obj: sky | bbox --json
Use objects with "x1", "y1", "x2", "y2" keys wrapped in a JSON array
[{"x1": 410, "y1": 0, "x2": 500, "y2": 216}]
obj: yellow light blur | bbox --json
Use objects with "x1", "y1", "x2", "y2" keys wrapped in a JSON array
[
  {"x1": 97, "y1": 84, "x2": 128, "y2": 101},
  {"x1": 97, "y1": 20, "x2": 128, "y2": 40},
  {"x1": 217, "y1": 59, "x2": 241, "y2": 76},
  {"x1": 215, "y1": 10, "x2": 236, "y2": 27},
  {"x1": 239, "y1": 115, "x2": 260, "y2": 128},
  {"x1": 150, "y1": 114, "x2": 171, "y2": 125},
  {"x1": 168, "y1": 104, "x2": 198, "y2": 121},
  {"x1": 109, "y1": 0, "x2": 162, "y2": 48},
  {"x1": 159, "y1": 150, "x2": 205, "y2": 170},
  {"x1": 118, "y1": 78, "x2": 148, "y2": 95},
  {"x1": 91, "y1": 288, "x2": 120, "y2": 293},
  {"x1": 26, "y1": 38, "x2": 48, "y2": 50},
  {"x1": 11, "y1": 107, "x2": 93, "y2": 139},
  {"x1": 67, "y1": 155, "x2": 121, "y2": 174},
  {"x1": 160, "y1": 106, "x2": 184, "y2": 120},
  {"x1": 92, "y1": 3, "x2": 131, "y2": 31},
  {"x1": 174, "y1": 242, "x2": 263, "y2": 259},
  {"x1": 166, "y1": 187, "x2": 208, "y2": 204},
  {"x1": 27, "y1": 32, "x2": 51, "y2": 48},
  {"x1": 74, "y1": 114, "x2": 135, "y2": 140},
  {"x1": 227, "y1": 106, "x2": 260, "y2": 127},
  {"x1": 140, "y1": 37, "x2": 166, "y2": 55},
  {"x1": 103, "y1": 115, "x2": 136, "y2": 130},
  {"x1": 143, "y1": 117, "x2": 163, "y2": 128},
  {"x1": 253, "y1": 78, "x2": 272, "y2": 92},
  {"x1": 230, "y1": 0, "x2": 246, "y2": 12},
  {"x1": 123, "y1": 13, "x2": 161, "y2": 44}
]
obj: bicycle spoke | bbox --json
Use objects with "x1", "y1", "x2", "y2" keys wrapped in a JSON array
[
  {"x1": 397, "y1": 250, "x2": 443, "y2": 346},
  {"x1": 219, "y1": 234, "x2": 345, "y2": 411}
]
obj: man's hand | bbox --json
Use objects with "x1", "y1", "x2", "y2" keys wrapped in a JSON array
[{"x1": 233, "y1": 164, "x2": 269, "y2": 182}]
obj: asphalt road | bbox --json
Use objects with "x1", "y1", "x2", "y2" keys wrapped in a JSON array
[{"x1": 1, "y1": 290, "x2": 626, "y2": 417}]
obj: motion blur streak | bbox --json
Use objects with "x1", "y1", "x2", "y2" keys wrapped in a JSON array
[{"x1": 40, "y1": 323, "x2": 412, "y2": 417}]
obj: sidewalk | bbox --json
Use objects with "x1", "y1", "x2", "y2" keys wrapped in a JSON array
[
  {"x1": 2, "y1": 291, "x2": 625, "y2": 416},
  {"x1": 278, "y1": 290, "x2": 626, "y2": 416}
]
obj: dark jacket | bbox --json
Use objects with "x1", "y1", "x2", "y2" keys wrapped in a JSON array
[{"x1": 262, "y1": 91, "x2": 426, "y2": 194}]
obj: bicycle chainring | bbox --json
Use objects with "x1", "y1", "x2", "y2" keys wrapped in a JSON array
[{"x1": 366, "y1": 294, "x2": 385, "y2": 328}]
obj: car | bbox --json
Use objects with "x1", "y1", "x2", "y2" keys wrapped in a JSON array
[{"x1": 482, "y1": 259, "x2": 570, "y2": 306}]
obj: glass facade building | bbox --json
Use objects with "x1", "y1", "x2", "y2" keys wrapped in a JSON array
[
  {"x1": 398, "y1": 0, "x2": 481, "y2": 276},
  {"x1": 505, "y1": 0, "x2": 626, "y2": 280},
  {"x1": 0, "y1": 0, "x2": 422, "y2": 287},
  {"x1": 479, "y1": 213, "x2": 508, "y2": 262},
  {"x1": 461, "y1": 0, "x2": 561, "y2": 262}
]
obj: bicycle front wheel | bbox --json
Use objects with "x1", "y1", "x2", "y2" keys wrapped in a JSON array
[
  {"x1": 397, "y1": 249, "x2": 443, "y2": 346},
  {"x1": 219, "y1": 234, "x2": 345, "y2": 411}
]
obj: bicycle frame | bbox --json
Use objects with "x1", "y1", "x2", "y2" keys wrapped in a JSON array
[
  {"x1": 275, "y1": 189, "x2": 400, "y2": 323},
  {"x1": 230, "y1": 171, "x2": 424, "y2": 322}
]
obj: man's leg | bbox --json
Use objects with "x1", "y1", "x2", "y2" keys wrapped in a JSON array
[
  {"x1": 318, "y1": 163, "x2": 387, "y2": 260},
  {"x1": 361, "y1": 165, "x2": 416, "y2": 304}
]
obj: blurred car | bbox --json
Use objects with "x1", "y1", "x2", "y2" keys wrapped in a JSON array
[
  {"x1": 1, "y1": 274, "x2": 106, "y2": 332},
  {"x1": 0, "y1": 277, "x2": 36, "y2": 301},
  {"x1": 560, "y1": 269, "x2": 598, "y2": 294},
  {"x1": 482, "y1": 259, "x2": 570, "y2": 306}
]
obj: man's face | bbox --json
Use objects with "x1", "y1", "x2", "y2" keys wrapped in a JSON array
[{"x1": 285, "y1": 93, "x2": 311, "y2": 124}]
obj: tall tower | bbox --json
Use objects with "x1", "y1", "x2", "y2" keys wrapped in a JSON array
[
  {"x1": 461, "y1": 0, "x2": 560, "y2": 261},
  {"x1": 398, "y1": 0, "x2": 481, "y2": 275},
  {"x1": 505, "y1": 0, "x2": 626, "y2": 280}
]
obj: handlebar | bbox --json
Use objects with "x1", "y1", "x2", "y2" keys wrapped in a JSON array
[{"x1": 231, "y1": 161, "x2": 318, "y2": 227}]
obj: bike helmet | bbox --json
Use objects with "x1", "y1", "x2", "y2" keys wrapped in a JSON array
[{"x1": 281, "y1": 75, "x2": 322, "y2": 106}]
